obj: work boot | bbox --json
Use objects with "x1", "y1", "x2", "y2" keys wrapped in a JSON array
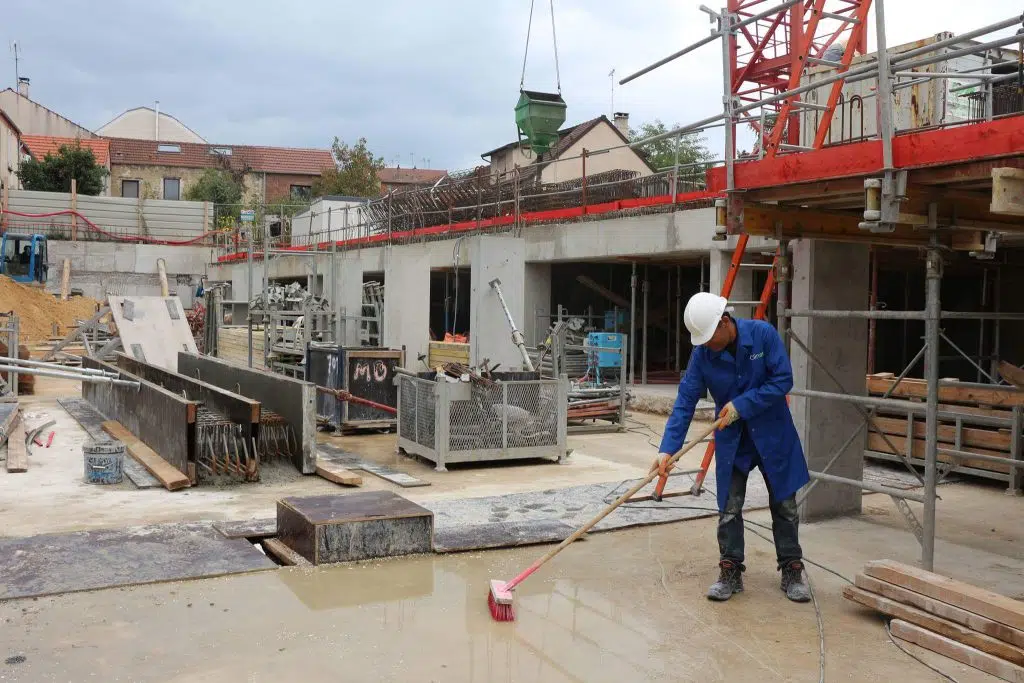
[
  {"x1": 707, "y1": 560, "x2": 744, "y2": 601},
  {"x1": 780, "y1": 561, "x2": 811, "y2": 603}
]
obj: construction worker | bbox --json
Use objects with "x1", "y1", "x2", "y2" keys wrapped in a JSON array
[{"x1": 653, "y1": 292, "x2": 811, "y2": 603}]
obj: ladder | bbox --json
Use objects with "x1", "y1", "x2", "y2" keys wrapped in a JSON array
[{"x1": 651, "y1": 234, "x2": 779, "y2": 501}]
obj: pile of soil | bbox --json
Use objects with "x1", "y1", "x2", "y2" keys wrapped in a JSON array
[{"x1": 0, "y1": 276, "x2": 102, "y2": 343}]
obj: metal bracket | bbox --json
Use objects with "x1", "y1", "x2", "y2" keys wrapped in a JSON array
[
  {"x1": 890, "y1": 495, "x2": 925, "y2": 547},
  {"x1": 860, "y1": 170, "x2": 908, "y2": 233}
]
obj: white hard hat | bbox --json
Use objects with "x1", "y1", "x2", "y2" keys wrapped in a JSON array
[{"x1": 684, "y1": 292, "x2": 732, "y2": 346}]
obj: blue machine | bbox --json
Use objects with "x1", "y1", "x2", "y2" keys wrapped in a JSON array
[{"x1": 586, "y1": 332, "x2": 623, "y2": 384}]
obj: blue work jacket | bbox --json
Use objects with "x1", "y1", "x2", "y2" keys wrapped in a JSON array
[{"x1": 659, "y1": 318, "x2": 809, "y2": 511}]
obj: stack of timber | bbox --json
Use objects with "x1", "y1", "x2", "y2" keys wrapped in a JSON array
[
  {"x1": 427, "y1": 341, "x2": 469, "y2": 369},
  {"x1": 844, "y1": 559, "x2": 1024, "y2": 681},
  {"x1": 865, "y1": 373, "x2": 1023, "y2": 487}
]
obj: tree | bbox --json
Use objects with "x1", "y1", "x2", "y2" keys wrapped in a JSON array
[
  {"x1": 313, "y1": 137, "x2": 385, "y2": 198},
  {"x1": 17, "y1": 143, "x2": 109, "y2": 195},
  {"x1": 628, "y1": 120, "x2": 714, "y2": 183}
]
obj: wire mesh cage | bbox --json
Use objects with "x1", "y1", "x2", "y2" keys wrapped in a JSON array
[{"x1": 396, "y1": 374, "x2": 567, "y2": 471}]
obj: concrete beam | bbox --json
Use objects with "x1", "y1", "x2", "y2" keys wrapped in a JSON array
[
  {"x1": 82, "y1": 356, "x2": 197, "y2": 475},
  {"x1": 177, "y1": 353, "x2": 316, "y2": 474},
  {"x1": 789, "y1": 240, "x2": 870, "y2": 522},
  {"x1": 991, "y1": 167, "x2": 1024, "y2": 217}
]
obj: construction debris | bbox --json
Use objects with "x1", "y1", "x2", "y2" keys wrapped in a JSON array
[
  {"x1": 6, "y1": 414, "x2": 27, "y2": 473},
  {"x1": 844, "y1": 559, "x2": 1024, "y2": 679}
]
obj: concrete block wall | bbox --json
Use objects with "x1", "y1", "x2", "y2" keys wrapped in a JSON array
[{"x1": 46, "y1": 240, "x2": 211, "y2": 305}]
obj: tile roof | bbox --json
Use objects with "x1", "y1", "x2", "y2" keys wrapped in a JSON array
[
  {"x1": 22, "y1": 135, "x2": 110, "y2": 166},
  {"x1": 482, "y1": 115, "x2": 630, "y2": 161},
  {"x1": 378, "y1": 167, "x2": 448, "y2": 186},
  {"x1": 106, "y1": 138, "x2": 334, "y2": 175}
]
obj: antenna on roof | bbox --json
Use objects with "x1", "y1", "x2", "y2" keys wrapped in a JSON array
[{"x1": 10, "y1": 41, "x2": 20, "y2": 86}]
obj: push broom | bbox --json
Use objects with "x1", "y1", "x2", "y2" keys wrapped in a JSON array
[{"x1": 488, "y1": 418, "x2": 724, "y2": 621}]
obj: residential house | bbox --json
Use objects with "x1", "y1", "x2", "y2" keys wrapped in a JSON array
[
  {"x1": 0, "y1": 108, "x2": 27, "y2": 191},
  {"x1": 0, "y1": 80, "x2": 97, "y2": 139},
  {"x1": 97, "y1": 106, "x2": 206, "y2": 144},
  {"x1": 481, "y1": 112, "x2": 655, "y2": 184},
  {"x1": 107, "y1": 138, "x2": 334, "y2": 202},
  {"x1": 21, "y1": 135, "x2": 111, "y2": 194},
  {"x1": 378, "y1": 167, "x2": 447, "y2": 194}
]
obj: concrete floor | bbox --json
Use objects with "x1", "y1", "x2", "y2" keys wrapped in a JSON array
[
  {"x1": 0, "y1": 496, "x2": 1020, "y2": 682},
  {"x1": 1, "y1": 384, "x2": 1022, "y2": 681}
]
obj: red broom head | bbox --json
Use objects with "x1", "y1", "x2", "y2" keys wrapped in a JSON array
[{"x1": 488, "y1": 588, "x2": 516, "y2": 622}]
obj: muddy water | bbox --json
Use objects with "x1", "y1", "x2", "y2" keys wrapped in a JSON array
[{"x1": 0, "y1": 522, "x2": 956, "y2": 682}]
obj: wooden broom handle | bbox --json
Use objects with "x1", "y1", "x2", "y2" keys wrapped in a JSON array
[{"x1": 505, "y1": 418, "x2": 724, "y2": 591}]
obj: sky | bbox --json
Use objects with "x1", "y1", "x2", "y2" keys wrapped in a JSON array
[{"x1": 2, "y1": 1, "x2": 1019, "y2": 172}]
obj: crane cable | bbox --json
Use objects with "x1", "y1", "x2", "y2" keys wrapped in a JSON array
[{"x1": 520, "y1": 0, "x2": 562, "y2": 94}]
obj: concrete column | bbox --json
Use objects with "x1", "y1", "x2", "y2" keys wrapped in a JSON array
[
  {"x1": 523, "y1": 262, "x2": 552, "y2": 347},
  {"x1": 469, "y1": 235, "x2": 527, "y2": 369},
  {"x1": 789, "y1": 239, "x2": 870, "y2": 521},
  {"x1": 333, "y1": 254, "x2": 364, "y2": 347},
  {"x1": 384, "y1": 244, "x2": 431, "y2": 368},
  {"x1": 708, "y1": 247, "x2": 753, "y2": 303}
]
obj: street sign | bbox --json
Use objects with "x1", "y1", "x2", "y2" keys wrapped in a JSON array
[{"x1": 240, "y1": 209, "x2": 255, "y2": 223}]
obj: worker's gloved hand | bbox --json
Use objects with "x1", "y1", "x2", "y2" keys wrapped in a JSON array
[
  {"x1": 650, "y1": 453, "x2": 672, "y2": 478},
  {"x1": 718, "y1": 402, "x2": 740, "y2": 427}
]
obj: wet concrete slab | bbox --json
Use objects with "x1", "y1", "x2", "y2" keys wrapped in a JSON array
[
  {"x1": 1, "y1": 514, "x2": 1015, "y2": 683},
  {"x1": 0, "y1": 522, "x2": 276, "y2": 601}
]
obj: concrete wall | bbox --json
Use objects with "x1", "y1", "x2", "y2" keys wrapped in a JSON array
[
  {"x1": 0, "y1": 89, "x2": 96, "y2": 139},
  {"x1": 789, "y1": 240, "x2": 870, "y2": 522},
  {"x1": 7, "y1": 188, "x2": 212, "y2": 239},
  {"x1": 109, "y1": 163, "x2": 209, "y2": 201},
  {"x1": 97, "y1": 108, "x2": 205, "y2": 143},
  {"x1": 383, "y1": 244, "x2": 432, "y2": 367},
  {"x1": 0, "y1": 114, "x2": 19, "y2": 191},
  {"x1": 469, "y1": 236, "x2": 527, "y2": 369},
  {"x1": 47, "y1": 241, "x2": 210, "y2": 305}
]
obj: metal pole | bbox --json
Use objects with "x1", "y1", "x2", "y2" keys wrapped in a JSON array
[
  {"x1": 0, "y1": 356, "x2": 119, "y2": 377},
  {"x1": 247, "y1": 236, "x2": 254, "y2": 368},
  {"x1": 675, "y1": 264, "x2": 682, "y2": 373},
  {"x1": 978, "y1": 267, "x2": 987, "y2": 383},
  {"x1": 671, "y1": 133, "x2": 681, "y2": 202},
  {"x1": 922, "y1": 208, "x2": 941, "y2": 571},
  {"x1": 776, "y1": 240, "x2": 790, "y2": 345},
  {"x1": 868, "y1": 247, "x2": 878, "y2": 374},
  {"x1": 721, "y1": 11, "x2": 736, "y2": 196},
  {"x1": 642, "y1": 269, "x2": 649, "y2": 385},
  {"x1": 808, "y1": 471, "x2": 926, "y2": 503},
  {"x1": 331, "y1": 240, "x2": 340, "y2": 344},
  {"x1": 629, "y1": 263, "x2": 637, "y2": 386},
  {"x1": 666, "y1": 268, "x2": 671, "y2": 369},
  {"x1": 0, "y1": 365, "x2": 141, "y2": 388},
  {"x1": 874, "y1": 0, "x2": 894, "y2": 170}
]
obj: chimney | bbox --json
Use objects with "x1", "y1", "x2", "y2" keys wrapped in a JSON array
[
  {"x1": 16, "y1": 77, "x2": 30, "y2": 98},
  {"x1": 613, "y1": 112, "x2": 630, "y2": 138}
]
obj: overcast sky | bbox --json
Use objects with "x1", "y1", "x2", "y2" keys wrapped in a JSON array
[{"x1": 3, "y1": 1, "x2": 1019, "y2": 171}]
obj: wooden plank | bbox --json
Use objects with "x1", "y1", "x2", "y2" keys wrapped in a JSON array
[
  {"x1": 864, "y1": 560, "x2": 1024, "y2": 632},
  {"x1": 0, "y1": 402, "x2": 19, "y2": 448},
  {"x1": 101, "y1": 421, "x2": 190, "y2": 491},
  {"x1": 315, "y1": 461, "x2": 363, "y2": 487},
  {"x1": 890, "y1": 620, "x2": 1024, "y2": 683},
  {"x1": 866, "y1": 433, "x2": 1011, "y2": 474},
  {"x1": 1000, "y1": 362, "x2": 1024, "y2": 390},
  {"x1": 844, "y1": 586, "x2": 1024, "y2": 665},
  {"x1": 855, "y1": 574, "x2": 1024, "y2": 650},
  {"x1": 871, "y1": 416, "x2": 1011, "y2": 452},
  {"x1": 6, "y1": 415, "x2": 27, "y2": 473},
  {"x1": 60, "y1": 259, "x2": 71, "y2": 301},
  {"x1": 867, "y1": 376, "x2": 1024, "y2": 408},
  {"x1": 261, "y1": 537, "x2": 311, "y2": 567},
  {"x1": 992, "y1": 167, "x2": 1024, "y2": 218}
]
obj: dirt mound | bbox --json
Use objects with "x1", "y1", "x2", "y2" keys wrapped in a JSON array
[{"x1": 0, "y1": 276, "x2": 102, "y2": 343}]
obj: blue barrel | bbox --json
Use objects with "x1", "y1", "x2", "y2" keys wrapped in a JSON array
[{"x1": 83, "y1": 440, "x2": 125, "y2": 484}]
